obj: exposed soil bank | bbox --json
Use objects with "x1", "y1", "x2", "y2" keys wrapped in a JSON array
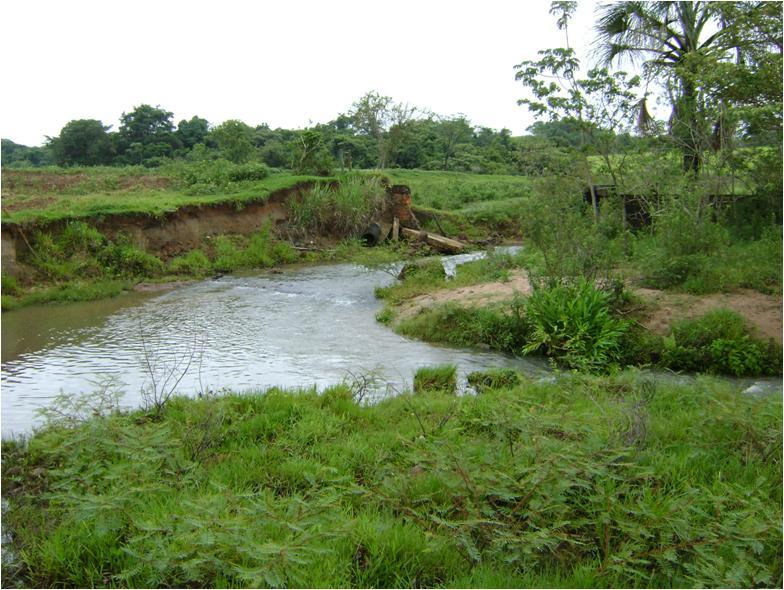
[
  {"x1": 1, "y1": 183, "x2": 313, "y2": 274},
  {"x1": 637, "y1": 287, "x2": 783, "y2": 344}
]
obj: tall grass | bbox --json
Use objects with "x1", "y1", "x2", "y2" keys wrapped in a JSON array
[
  {"x1": 288, "y1": 175, "x2": 385, "y2": 239},
  {"x1": 3, "y1": 374, "x2": 781, "y2": 588}
]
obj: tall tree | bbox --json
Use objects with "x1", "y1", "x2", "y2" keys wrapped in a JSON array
[
  {"x1": 209, "y1": 120, "x2": 254, "y2": 163},
  {"x1": 48, "y1": 119, "x2": 113, "y2": 166},
  {"x1": 436, "y1": 116, "x2": 472, "y2": 170},
  {"x1": 348, "y1": 91, "x2": 393, "y2": 168},
  {"x1": 176, "y1": 116, "x2": 210, "y2": 150},
  {"x1": 117, "y1": 104, "x2": 180, "y2": 163},
  {"x1": 594, "y1": 1, "x2": 736, "y2": 172}
]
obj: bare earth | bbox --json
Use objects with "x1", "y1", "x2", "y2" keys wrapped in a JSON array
[
  {"x1": 636, "y1": 287, "x2": 783, "y2": 344},
  {"x1": 396, "y1": 270, "x2": 783, "y2": 344}
]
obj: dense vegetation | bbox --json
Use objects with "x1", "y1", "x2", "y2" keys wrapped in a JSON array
[{"x1": 3, "y1": 374, "x2": 781, "y2": 588}]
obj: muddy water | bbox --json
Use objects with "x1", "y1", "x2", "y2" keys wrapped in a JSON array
[
  {"x1": 3, "y1": 252, "x2": 780, "y2": 438},
  {"x1": 1, "y1": 254, "x2": 549, "y2": 437}
]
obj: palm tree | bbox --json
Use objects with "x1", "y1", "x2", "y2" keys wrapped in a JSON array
[{"x1": 594, "y1": 1, "x2": 734, "y2": 172}]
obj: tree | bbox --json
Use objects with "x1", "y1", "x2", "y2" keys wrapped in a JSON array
[
  {"x1": 176, "y1": 116, "x2": 210, "y2": 150},
  {"x1": 594, "y1": 1, "x2": 739, "y2": 172},
  {"x1": 48, "y1": 119, "x2": 113, "y2": 166},
  {"x1": 117, "y1": 104, "x2": 180, "y2": 163},
  {"x1": 347, "y1": 91, "x2": 423, "y2": 168},
  {"x1": 436, "y1": 116, "x2": 472, "y2": 170},
  {"x1": 209, "y1": 120, "x2": 255, "y2": 163},
  {"x1": 517, "y1": 3, "x2": 642, "y2": 214},
  {"x1": 291, "y1": 129, "x2": 334, "y2": 175},
  {"x1": 1, "y1": 139, "x2": 53, "y2": 167}
]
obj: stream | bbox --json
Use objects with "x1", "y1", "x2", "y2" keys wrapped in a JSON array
[
  {"x1": 2, "y1": 251, "x2": 780, "y2": 438},
  {"x1": 1, "y1": 252, "x2": 550, "y2": 437}
]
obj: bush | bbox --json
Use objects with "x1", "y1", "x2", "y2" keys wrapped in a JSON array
[
  {"x1": 466, "y1": 368, "x2": 522, "y2": 392},
  {"x1": 227, "y1": 162, "x2": 270, "y2": 182},
  {"x1": 2, "y1": 273, "x2": 21, "y2": 296},
  {"x1": 99, "y1": 241, "x2": 163, "y2": 277},
  {"x1": 413, "y1": 365, "x2": 457, "y2": 394},
  {"x1": 211, "y1": 236, "x2": 245, "y2": 273},
  {"x1": 521, "y1": 175, "x2": 623, "y2": 284},
  {"x1": 209, "y1": 227, "x2": 299, "y2": 273},
  {"x1": 662, "y1": 309, "x2": 781, "y2": 376},
  {"x1": 523, "y1": 280, "x2": 628, "y2": 373},
  {"x1": 168, "y1": 249, "x2": 212, "y2": 276},
  {"x1": 59, "y1": 221, "x2": 105, "y2": 253}
]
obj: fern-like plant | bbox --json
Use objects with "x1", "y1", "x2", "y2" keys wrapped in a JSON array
[{"x1": 522, "y1": 280, "x2": 628, "y2": 372}]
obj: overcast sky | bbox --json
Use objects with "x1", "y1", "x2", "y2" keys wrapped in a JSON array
[{"x1": 1, "y1": 0, "x2": 605, "y2": 147}]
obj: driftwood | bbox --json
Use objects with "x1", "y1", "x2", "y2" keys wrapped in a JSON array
[{"x1": 400, "y1": 228, "x2": 466, "y2": 254}]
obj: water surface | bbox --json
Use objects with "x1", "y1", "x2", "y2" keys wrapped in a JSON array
[{"x1": 1, "y1": 255, "x2": 546, "y2": 437}]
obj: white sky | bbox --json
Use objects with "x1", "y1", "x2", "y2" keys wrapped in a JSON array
[{"x1": 1, "y1": 0, "x2": 605, "y2": 147}]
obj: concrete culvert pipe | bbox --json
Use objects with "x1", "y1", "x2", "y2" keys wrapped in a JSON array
[{"x1": 361, "y1": 222, "x2": 391, "y2": 246}]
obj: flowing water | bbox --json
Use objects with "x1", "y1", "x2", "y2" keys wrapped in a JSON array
[
  {"x1": 1, "y1": 252, "x2": 550, "y2": 437},
  {"x1": 2, "y1": 251, "x2": 779, "y2": 438}
]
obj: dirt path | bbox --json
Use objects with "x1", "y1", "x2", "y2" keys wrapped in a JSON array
[{"x1": 396, "y1": 271, "x2": 782, "y2": 344}]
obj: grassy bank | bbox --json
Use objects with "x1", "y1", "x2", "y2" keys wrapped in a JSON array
[
  {"x1": 376, "y1": 252, "x2": 781, "y2": 377},
  {"x1": 2, "y1": 232, "x2": 410, "y2": 312},
  {"x1": 3, "y1": 373, "x2": 782, "y2": 588},
  {"x1": 1, "y1": 174, "x2": 410, "y2": 311},
  {"x1": 2, "y1": 165, "x2": 322, "y2": 224}
]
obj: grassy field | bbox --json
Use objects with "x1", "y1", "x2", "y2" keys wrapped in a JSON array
[
  {"x1": 1, "y1": 166, "x2": 534, "y2": 225},
  {"x1": 3, "y1": 372, "x2": 781, "y2": 588},
  {"x1": 380, "y1": 169, "x2": 532, "y2": 211},
  {"x1": 1, "y1": 166, "x2": 322, "y2": 224}
]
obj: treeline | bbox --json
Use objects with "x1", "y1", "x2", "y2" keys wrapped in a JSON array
[{"x1": 2, "y1": 92, "x2": 649, "y2": 175}]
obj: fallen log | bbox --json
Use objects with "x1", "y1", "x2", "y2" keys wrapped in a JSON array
[{"x1": 400, "y1": 228, "x2": 466, "y2": 254}]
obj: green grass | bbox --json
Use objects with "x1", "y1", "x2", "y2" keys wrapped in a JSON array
[
  {"x1": 413, "y1": 364, "x2": 457, "y2": 394},
  {"x1": 3, "y1": 373, "x2": 781, "y2": 588},
  {"x1": 397, "y1": 300, "x2": 530, "y2": 354},
  {"x1": 2, "y1": 166, "x2": 322, "y2": 224},
  {"x1": 379, "y1": 169, "x2": 532, "y2": 211},
  {"x1": 633, "y1": 223, "x2": 783, "y2": 295},
  {"x1": 1, "y1": 279, "x2": 131, "y2": 311}
]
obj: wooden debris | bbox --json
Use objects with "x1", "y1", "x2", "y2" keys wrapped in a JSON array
[{"x1": 400, "y1": 228, "x2": 466, "y2": 254}]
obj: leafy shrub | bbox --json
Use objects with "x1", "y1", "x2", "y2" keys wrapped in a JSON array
[
  {"x1": 708, "y1": 337, "x2": 780, "y2": 377},
  {"x1": 207, "y1": 227, "x2": 298, "y2": 274},
  {"x1": 662, "y1": 309, "x2": 781, "y2": 376},
  {"x1": 99, "y1": 240, "x2": 163, "y2": 277},
  {"x1": 168, "y1": 249, "x2": 212, "y2": 276},
  {"x1": 523, "y1": 280, "x2": 628, "y2": 373},
  {"x1": 520, "y1": 176, "x2": 623, "y2": 284},
  {"x1": 243, "y1": 229, "x2": 275, "y2": 268},
  {"x1": 2, "y1": 273, "x2": 21, "y2": 296},
  {"x1": 466, "y1": 368, "x2": 522, "y2": 392},
  {"x1": 59, "y1": 221, "x2": 105, "y2": 253},
  {"x1": 173, "y1": 159, "x2": 271, "y2": 194},
  {"x1": 211, "y1": 235, "x2": 245, "y2": 273},
  {"x1": 618, "y1": 327, "x2": 665, "y2": 367},
  {"x1": 269, "y1": 240, "x2": 299, "y2": 264},
  {"x1": 414, "y1": 365, "x2": 457, "y2": 394},
  {"x1": 227, "y1": 162, "x2": 270, "y2": 182}
]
